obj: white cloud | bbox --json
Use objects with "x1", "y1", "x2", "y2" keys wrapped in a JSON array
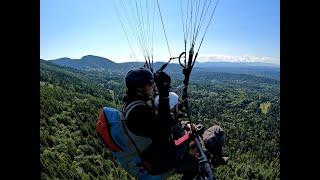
[
  {"x1": 197, "y1": 54, "x2": 279, "y2": 64},
  {"x1": 110, "y1": 53, "x2": 280, "y2": 64}
]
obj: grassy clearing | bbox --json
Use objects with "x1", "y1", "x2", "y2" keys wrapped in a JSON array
[{"x1": 260, "y1": 102, "x2": 271, "y2": 114}]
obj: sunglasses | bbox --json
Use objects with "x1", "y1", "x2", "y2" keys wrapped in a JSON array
[{"x1": 148, "y1": 80, "x2": 155, "y2": 86}]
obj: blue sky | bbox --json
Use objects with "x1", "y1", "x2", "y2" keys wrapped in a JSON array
[{"x1": 41, "y1": 0, "x2": 279, "y2": 64}]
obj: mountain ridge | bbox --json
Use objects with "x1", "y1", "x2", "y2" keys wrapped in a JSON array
[{"x1": 44, "y1": 55, "x2": 280, "y2": 80}]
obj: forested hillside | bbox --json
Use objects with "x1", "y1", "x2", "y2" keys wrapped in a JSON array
[{"x1": 40, "y1": 60, "x2": 280, "y2": 179}]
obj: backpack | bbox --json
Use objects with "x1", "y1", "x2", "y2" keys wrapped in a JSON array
[{"x1": 96, "y1": 100, "x2": 174, "y2": 179}]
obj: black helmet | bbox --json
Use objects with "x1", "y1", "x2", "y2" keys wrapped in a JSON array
[{"x1": 125, "y1": 67, "x2": 154, "y2": 90}]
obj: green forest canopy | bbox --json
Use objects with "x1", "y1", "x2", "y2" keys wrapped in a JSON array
[{"x1": 40, "y1": 60, "x2": 279, "y2": 179}]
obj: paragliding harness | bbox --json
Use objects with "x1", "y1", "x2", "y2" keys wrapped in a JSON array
[
  {"x1": 157, "y1": 48, "x2": 216, "y2": 180},
  {"x1": 108, "y1": 0, "x2": 222, "y2": 178},
  {"x1": 96, "y1": 100, "x2": 172, "y2": 178}
]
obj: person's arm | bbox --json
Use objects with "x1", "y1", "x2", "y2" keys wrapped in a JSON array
[
  {"x1": 157, "y1": 96, "x2": 170, "y2": 143},
  {"x1": 154, "y1": 71, "x2": 171, "y2": 147}
]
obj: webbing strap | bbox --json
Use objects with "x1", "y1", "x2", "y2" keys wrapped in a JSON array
[
  {"x1": 121, "y1": 100, "x2": 147, "y2": 156},
  {"x1": 123, "y1": 100, "x2": 146, "y2": 120}
]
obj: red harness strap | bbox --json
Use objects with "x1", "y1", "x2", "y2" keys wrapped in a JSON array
[{"x1": 174, "y1": 131, "x2": 191, "y2": 146}]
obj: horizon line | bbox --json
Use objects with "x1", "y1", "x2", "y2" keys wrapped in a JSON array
[{"x1": 41, "y1": 54, "x2": 280, "y2": 65}]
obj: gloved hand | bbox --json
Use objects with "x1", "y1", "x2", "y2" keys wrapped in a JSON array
[
  {"x1": 154, "y1": 71, "x2": 171, "y2": 97},
  {"x1": 195, "y1": 123, "x2": 205, "y2": 136}
]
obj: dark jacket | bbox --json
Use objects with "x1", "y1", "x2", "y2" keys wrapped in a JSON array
[{"x1": 123, "y1": 94, "x2": 174, "y2": 175}]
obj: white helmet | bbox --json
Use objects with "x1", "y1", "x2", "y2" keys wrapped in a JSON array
[{"x1": 154, "y1": 92, "x2": 179, "y2": 109}]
